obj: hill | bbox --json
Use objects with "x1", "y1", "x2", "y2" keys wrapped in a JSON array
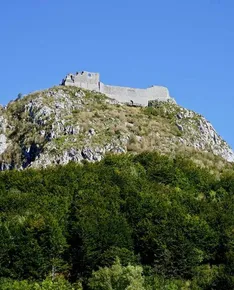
[
  {"x1": 1, "y1": 85, "x2": 234, "y2": 288},
  {"x1": 0, "y1": 85, "x2": 233, "y2": 171}
]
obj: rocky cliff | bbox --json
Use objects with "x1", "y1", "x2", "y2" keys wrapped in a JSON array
[{"x1": 0, "y1": 86, "x2": 233, "y2": 170}]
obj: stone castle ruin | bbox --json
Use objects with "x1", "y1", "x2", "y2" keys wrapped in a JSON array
[{"x1": 61, "y1": 71, "x2": 175, "y2": 106}]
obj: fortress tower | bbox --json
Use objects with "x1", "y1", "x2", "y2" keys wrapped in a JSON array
[
  {"x1": 61, "y1": 71, "x2": 100, "y2": 91},
  {"x1": 61, "y1": 71, "x2": 175, "y2": 106}
]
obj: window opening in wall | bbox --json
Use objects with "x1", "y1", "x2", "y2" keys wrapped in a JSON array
[{"x1": 88, "y1": 73, "x2": 92, "y2": 77}]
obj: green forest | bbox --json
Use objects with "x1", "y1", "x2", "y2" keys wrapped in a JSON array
[{"x1": 1, "y1": 152, "x2": 234, "y2": 289}]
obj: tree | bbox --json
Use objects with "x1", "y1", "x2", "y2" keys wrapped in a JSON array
[{"x1": 88, "y1": 258, "x2": 145, "y2": 290}]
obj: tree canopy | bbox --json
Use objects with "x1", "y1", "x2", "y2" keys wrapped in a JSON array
[{"x1": 0, "y1": 152, "x2": 234, "y2": 289}]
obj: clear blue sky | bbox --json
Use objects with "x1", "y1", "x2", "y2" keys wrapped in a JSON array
[{"x1": 1, "y1": 0, "x2": 234, "y2": 147}]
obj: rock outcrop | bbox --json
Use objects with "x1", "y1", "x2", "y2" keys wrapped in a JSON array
[{"x1": 0, "y1": 86, "x2": 233, "y2": 170}]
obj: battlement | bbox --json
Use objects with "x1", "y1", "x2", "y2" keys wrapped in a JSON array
[{"x1": 61, "y1": 71, "x2": 175, "y2": 106}]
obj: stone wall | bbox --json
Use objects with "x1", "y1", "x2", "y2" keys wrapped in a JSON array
[
  {"x1": 62, "y1": 71, "x2": 174, "y2": 106},
  {"x1": 100, "y1": 83, "x2": 170, "y2": 106},
  {"x1": 62, "y1": 71, "x2": 100, "y2": 91}
]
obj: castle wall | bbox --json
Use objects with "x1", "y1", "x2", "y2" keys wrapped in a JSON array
[
  {"x1": 100, "y1": 83, "x2": 170, "y2": 106},
  {"x1": 62, "y1": 71, "x2": 173, "y2": 106},
  {"x1": 63, "y1": 71, "x2": 100, "y2": 91}
]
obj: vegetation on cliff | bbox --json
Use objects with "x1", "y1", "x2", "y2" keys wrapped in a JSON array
[
  {"x1": 0, "y1": 86, "x2": 233, "y2": 171},
  {"x1": 1, "y1": 152, "x2": 234, "y2": 289}
]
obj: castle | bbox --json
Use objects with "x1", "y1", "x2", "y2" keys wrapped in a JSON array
[{"x1": 61, "y1": 71, "x2": 175, "y2": 106}]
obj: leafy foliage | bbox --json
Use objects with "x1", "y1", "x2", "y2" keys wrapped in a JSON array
[{"x1": 0, "y1": 152, "x2": 234, "y2": 289}]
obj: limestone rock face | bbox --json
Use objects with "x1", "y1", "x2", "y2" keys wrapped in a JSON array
[
  {"x1": 0, "y1": 112, "x2": 9, "y2": 155},
  {"x1": 162, "y1": 105, "x2": 234, "y2": 162},
  {"x1": 0, "y1": 86, "x2": 233, "y2": 171},
  {"x1": 0, "y1": 134, "x2": 8, "y2": 155}
]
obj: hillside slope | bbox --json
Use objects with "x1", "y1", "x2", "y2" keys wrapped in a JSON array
[{"x1": 0, "y1": 86, "x2": 233, "y2": 170}]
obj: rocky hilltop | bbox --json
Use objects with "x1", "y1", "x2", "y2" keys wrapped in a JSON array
[{"x1": 0, "y1": 86, "x2": 233, "y2": 170}]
